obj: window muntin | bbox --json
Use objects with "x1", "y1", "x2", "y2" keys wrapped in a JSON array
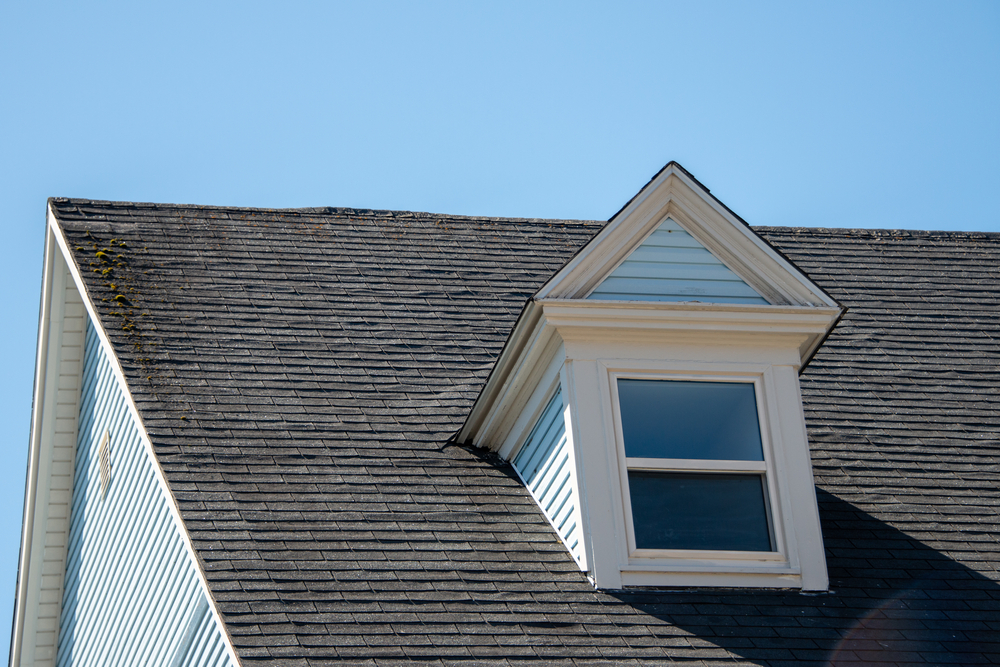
[{"x1": 617, "y1": 378, "x2": 776, "y2": 554}]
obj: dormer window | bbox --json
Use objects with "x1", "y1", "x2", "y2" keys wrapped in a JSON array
[
  {"x1": 460, "y1": 163, "x2": 843, "y2": 590},
  {"x1": 615, "y1": 378, "x2": 774, "y2": 554}
]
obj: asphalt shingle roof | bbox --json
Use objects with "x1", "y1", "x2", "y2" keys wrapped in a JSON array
[{"x1": 52, "y1": 199, "x2": 1000, "y2": 666}]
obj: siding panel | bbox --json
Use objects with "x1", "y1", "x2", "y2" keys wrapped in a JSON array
[
  {"x1": 56, "y1": 319, "x2": 234, "y2": 667},
  {"x1": 512, "y1": 389, "x2": 585, "y2": 566},
  {"x1": 588, "y1": 217, "x2": 770, "y2": 304}
]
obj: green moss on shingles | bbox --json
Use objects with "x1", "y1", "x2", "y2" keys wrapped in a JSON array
[{"x1": 70, "y1": 230, "x2": 157, "y2": 379}]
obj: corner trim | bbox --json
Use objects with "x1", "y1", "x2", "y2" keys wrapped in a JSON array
[{"x1": 10, "y1": 223, "x2": 58, "y2": 667}]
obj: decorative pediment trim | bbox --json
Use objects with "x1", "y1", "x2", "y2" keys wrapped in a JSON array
[{"x1": 535, "y1": 163, "x2": 838, "y2": 308}]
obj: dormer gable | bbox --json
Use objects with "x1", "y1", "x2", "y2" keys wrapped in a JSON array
[
  {"x1": 460, "y1": 163, "x2": 843, "y2": 590},
  {"x1": 586, "y1": 217, "x2": 769, "y2": 304},
  {"x1": 537, "y1": 161, "x2": 838, "y2": 309}
]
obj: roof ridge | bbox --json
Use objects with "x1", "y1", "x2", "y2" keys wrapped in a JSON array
[
  {"x1": 755, "y1": 224, "x2": 1000, "y2": 239},
  {"x1": 47, "y1": 197, "x2": 602, "y2": 227}
]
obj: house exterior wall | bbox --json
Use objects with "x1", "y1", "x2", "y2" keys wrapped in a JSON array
[
  {"x1": 511, "y1": 388, "x2": 585, "y2": 566},
  {"x1": 55, "y1": 318, "x2": 234, "y2": 667},
  {"x1": 587, "y1": 218, "x2": 769, "y2": 304}
]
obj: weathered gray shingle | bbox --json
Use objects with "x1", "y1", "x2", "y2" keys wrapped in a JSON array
[{"x1": 53, "y1": 199, "x2": 1000, "y2": 666}]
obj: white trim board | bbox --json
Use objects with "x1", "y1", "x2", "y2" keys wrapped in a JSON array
[{"x1": 11, "y1": 228, "x2": 85, "y2": 667}]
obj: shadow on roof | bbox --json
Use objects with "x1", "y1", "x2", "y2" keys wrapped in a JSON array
[{"x1": 608, "y1": 489, "x2": 1000, "y2": 665}]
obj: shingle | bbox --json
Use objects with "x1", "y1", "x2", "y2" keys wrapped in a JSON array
[{"x1": 52, "y1": 199, "x2": 1000, "y2": 666}]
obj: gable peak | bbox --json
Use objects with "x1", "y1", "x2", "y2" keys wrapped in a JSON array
[
  {"x1": 585, "y1": 216, "x2": 769, "y2": 304},
  {"x1": 535, "y1": 163, "x2": 837, "y2": 308}
]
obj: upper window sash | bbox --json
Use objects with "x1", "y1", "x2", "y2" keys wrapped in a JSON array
[{"x1": 616, "y1": 377, "x2": 764, "y2": 461}]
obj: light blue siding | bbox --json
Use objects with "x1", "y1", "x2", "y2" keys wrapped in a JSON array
[
  {"x1": 588, "y1": 217, "x2": 769, "y2": 304},
  {"x1": 512, "y1": 389, "x2": 584, "y2": 565},
  {"x1": 57, "y1": 319, "x2": 234, "y2": 667}
]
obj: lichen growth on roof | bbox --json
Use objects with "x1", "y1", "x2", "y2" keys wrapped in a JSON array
[{"x1": 74, "y1": 231, "x2": 157, "y2": 377}]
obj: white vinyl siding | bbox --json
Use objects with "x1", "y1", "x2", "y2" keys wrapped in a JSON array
[
  {"x1": 56, "y1": 319, "x2": 234, "y2": 667},
  {"x1": 588, "y1": 218, "x2": 769, "y2": 304},
  {"x1": 511, "y1": 389, "x2": 585, "y2": 566}
]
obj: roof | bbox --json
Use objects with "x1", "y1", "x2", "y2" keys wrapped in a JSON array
[{"x1": 51, "y1": 198, "x2": 1000, "y2": 666}]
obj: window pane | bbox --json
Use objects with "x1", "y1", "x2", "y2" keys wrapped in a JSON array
[
  {"x1": 617, "y1": 379, "x2": 763, "y2": 461},
  {"x1": 628, "y1": 472, "x2": 772, "y2": 551}
]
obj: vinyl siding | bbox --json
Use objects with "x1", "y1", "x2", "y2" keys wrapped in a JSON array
[
  {"x1": 588, "y1": 217, "x2": 769, "y2": 304},
  {"x1": 56, "y1": 319, "x2": 234, "y2": 667},
  {"x1": 512, "y1": 389, "x2": 585, "y2": 566}
]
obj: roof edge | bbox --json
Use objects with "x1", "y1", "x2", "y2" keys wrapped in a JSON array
[
  {"x1": 46, "y1": 196, "x2": 600, "y2": 228},
  {"x1": 756, "y1": 225, "x2": 1000, "y2": 239},
  {"x1": 606, "y1": 161, "x2": 752, "y2": 229}
]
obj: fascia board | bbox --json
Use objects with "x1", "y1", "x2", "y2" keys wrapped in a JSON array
[
  {"x1": 475, "y1": 321, "x2": 559, "y2": 452},
  {"x1": 494, "y1": 345, "x2": 564, "y2": 461},
  {"x1": 662, "y1": 173, "x2": 837, "y2": 308},
  {"x1": 37, "y1": 207, "x2": 245, "y2": 667},
  {"x1": 461, "y1": 302, "x2": 563, "y2": 451},
  {"x1": 535, "y1": 166, "x2": 681, "y2": 300},
  {"x1": 10, "y1": 223, "x2": 58, "y2": 667},
  {"x1": 540, "y1": 300, "x2": 841, "y2": 367}
]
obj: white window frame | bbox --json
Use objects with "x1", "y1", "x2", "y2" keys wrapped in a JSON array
[
  {"x1": 571, "y1": 355, "x2": 827, "y2": 589},
  {"x1": 609, "y1": 371, "x2": 787, "y2": 564}
]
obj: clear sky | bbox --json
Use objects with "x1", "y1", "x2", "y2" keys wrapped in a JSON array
[{"x1": 1, "y1": 0, "x2": 997, "y2": 655}]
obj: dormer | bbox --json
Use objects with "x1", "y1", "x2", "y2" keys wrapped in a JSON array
[{"x1": 459, "y1": 163, "x2": 843, "y2": 590}]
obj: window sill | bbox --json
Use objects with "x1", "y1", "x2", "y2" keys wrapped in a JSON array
[
  {"x1": 618, "y1": 566, "x2": 805, "y2": 589},
  {"x1": 628, "y1": 549, "x2": 788, "y2": 563},
  {"x1": 622, "y1": 560, "x2": 797, "y2": 573}
]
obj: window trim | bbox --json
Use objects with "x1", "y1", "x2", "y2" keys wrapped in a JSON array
[
  {"x1": 592, "y1": 361, "x2": 809, "y2": 581},
  {"x1": 625, "y1": 458, "x2": 766, "y2": 472},
  {"x1": 610, "y1": 370, "x2": 786, "y2": 562}
]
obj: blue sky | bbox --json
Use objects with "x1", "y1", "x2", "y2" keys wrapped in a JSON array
[{"x1": 1, "y1": 0, "x2": 997, "y2": 655}]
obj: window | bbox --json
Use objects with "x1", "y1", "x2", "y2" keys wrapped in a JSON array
[{"x1": 616, "y1": 379, "x2": 775, "y2": 554}]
